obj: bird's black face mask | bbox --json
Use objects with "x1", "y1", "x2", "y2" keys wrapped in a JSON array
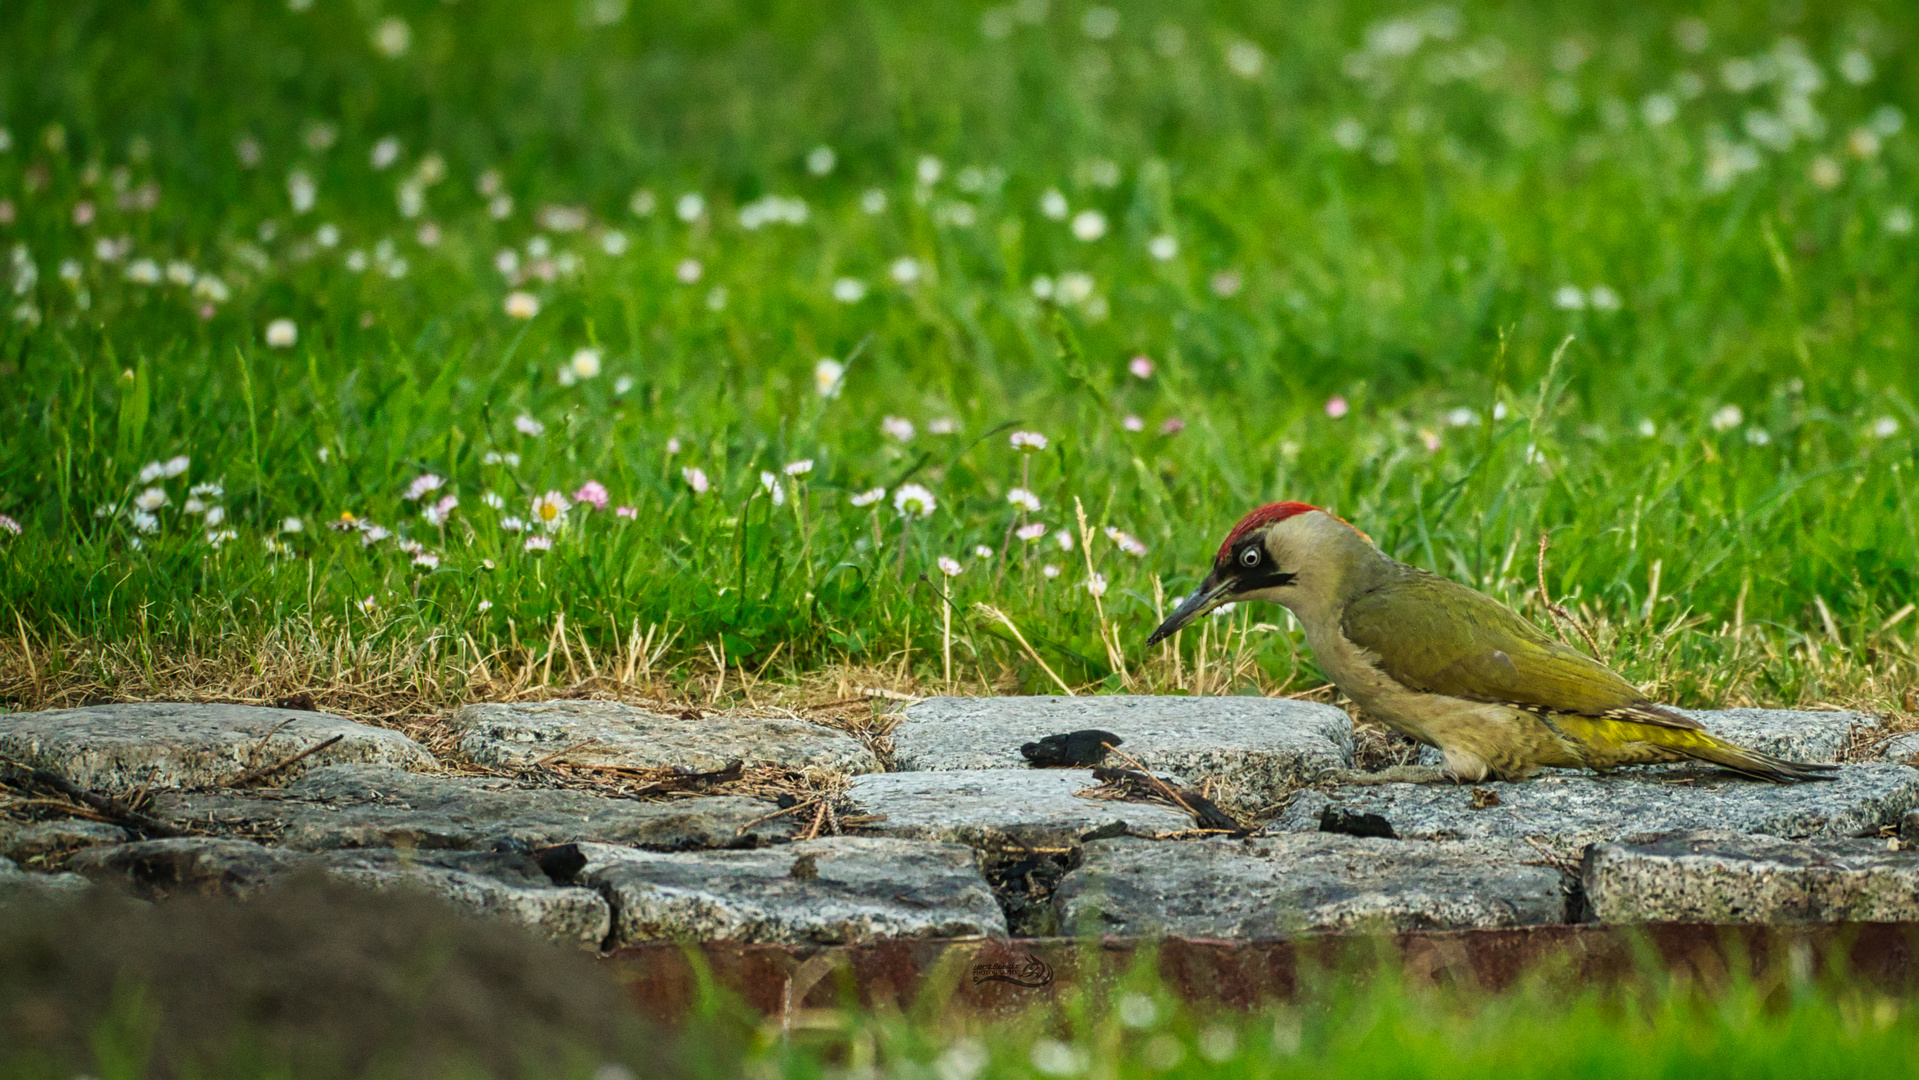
[{"x1": 1145, "y1": 536, "x2": 1294, "y2": 645}]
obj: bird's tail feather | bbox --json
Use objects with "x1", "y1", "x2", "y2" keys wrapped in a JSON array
[
  {"x1": 1681, "y1": 733, "x2": 1841, "y2": 783},
  {"x1": 1557, "y1": 716, "x2": 1840, "y2": 782}
]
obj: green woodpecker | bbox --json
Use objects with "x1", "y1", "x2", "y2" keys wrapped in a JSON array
[{"x1": 1146, "y1": 502, "x2": 1836, "y2": 784}]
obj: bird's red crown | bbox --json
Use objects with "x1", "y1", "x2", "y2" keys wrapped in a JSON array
[{"x1": 1215, "y1": 502, "x2": 1322, "y2": 566}]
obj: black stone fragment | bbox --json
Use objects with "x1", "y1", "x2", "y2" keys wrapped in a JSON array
[
  {"x1": 1020, "y1": 730, "x2": 1123, "y2": 767},
  {"x1": 1320, "y1": 805, "x2": 1398, "y2": 839}
]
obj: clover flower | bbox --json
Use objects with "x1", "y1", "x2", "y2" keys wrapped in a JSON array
[{"x1": 573, "y1": 480, "x2": 609, "y2": 510}]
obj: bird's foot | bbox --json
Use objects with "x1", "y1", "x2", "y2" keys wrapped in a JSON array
[{"x1": 1324, "y1": 765, "x2": 1454, "y2": 786}]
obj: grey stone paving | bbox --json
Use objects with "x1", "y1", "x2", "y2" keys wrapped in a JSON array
[
  {"x1": 1055, "y1": 834, "x2": 1567, "y2": 938},
  {"x1": 152, "y1": 764, "x2": 797, "y2": 851},
  {"x1": 1583, "y1": 831, "x2": 1919, "y2": 924},
  {"x1": 578, "y1": 836, "x2": 1006, "y2": 945},
  {"x1": 454, "y1": 699, "x2": 879, "y2": 775},
  {"x1": 1878, "y1": 732, "x2": 1919, "y2": 766},
  {"x1": 892, "y1": 696, "x2": 1354, "y2": 814},
  {"x1": 845, "y1": 768, "x2": 1197, "y2": 848},
  {"x1": 0, "y1": 855, "x2": 92, "y2": 903},
  {"x1": 0, "y1": 819, "x2": 130, "y2": 864},
  {"x1": 65, "y1": 837, "x2": 611, "y2": 945},
  {"x1": 1283, "y1": 764, "x2": 1919, "y2": 863},
  {"x1": 6, "y1": 698, "x2": 1910, "y2": 941},
  {"x1": 0, "y1": 702, "x2": 434, "y2": 793}
]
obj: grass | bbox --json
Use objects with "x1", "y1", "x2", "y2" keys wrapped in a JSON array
[
  {"x1": 0, "y1": 0, "x2": 1916, "y2": 723},
  {"x1": 10, "y1": 899, "x2": 1919, "y2": 1080},
  {"x1": 8, "y1": 10, "x2": 1919, "y2": 1074}
]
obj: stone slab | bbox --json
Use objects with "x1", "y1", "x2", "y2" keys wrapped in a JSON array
[
  {"x1": 453, "y1": 700, "x2": 879, "y2": 775},
  {"x1": 845, "y1": 769, "x2": 1197, "y2": 848},
  {"x1": 1582, "y1": 831, "x2": 1919, "y2": 924},
  {"x1": 578, "y1": 836, "x2": 1006, "y2": 945},
  {"x1": 891, "y1": 696, "x2": 1355, "y2": 815},
  {"x1": 67, "y1": 838, "x2": 611, "y2": 946},
  {"x1": 151, "y1": 764, "x2": 797, "y2": 851},
  {"x1": 1055, "y1": 834, "x2": 1566, "y2": 938},
  {"x1": 317, "y1": 849, "x2": 611, "y2": 946},
  {"x1": 0, "y1": 702, "x2": 435, "y2": 793},
  {"x1": 1879, "y1": 732, "x2": 1919, "y2": 766},
  {"x1": 1415, "y1": 708, "x2": 1863, "y2": 771},
  {"x1": 1283, "y1": 764, "x2": 1919, "y2": 863},
  {"x1": 0, "y1": 856, "x2": 92, "y2": 904},
  {"x1": 0, "y1": 819, "x2": 131, "y2": 865}
]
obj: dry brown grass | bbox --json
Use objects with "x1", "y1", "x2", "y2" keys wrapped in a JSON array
[{"x1": 3, "y1": 599, "x2": 1915, "y2": 760}]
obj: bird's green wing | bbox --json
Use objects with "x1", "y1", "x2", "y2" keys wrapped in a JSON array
[{"x1": 1340, "y1": 570, "x2": 1700, "y2": 729}]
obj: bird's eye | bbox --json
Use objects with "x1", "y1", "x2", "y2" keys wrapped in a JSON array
[{"x1": 1239, "y1": 547, "x2": 1261, "y2": 568}]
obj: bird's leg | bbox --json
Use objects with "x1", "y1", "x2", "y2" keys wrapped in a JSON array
[{"x1": 1322, "y1": 764, "x2": 1455, "y2": 786}]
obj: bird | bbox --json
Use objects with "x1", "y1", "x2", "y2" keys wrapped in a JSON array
[{"x1": 1146, "y1": 501, "x2": 1837, "y2": 784}]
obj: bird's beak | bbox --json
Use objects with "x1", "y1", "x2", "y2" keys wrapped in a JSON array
[{"x1": 1146, "y1": 570, "x2": 1235, "y2": 646}]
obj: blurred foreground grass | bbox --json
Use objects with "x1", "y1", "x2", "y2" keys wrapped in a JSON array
[
  {"x1": 6, "y1": 887, "x2": 1916, "y2": 1080},
  {"x1": 0, "y1": 0, "x2": 1915, "y2": 714}
]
